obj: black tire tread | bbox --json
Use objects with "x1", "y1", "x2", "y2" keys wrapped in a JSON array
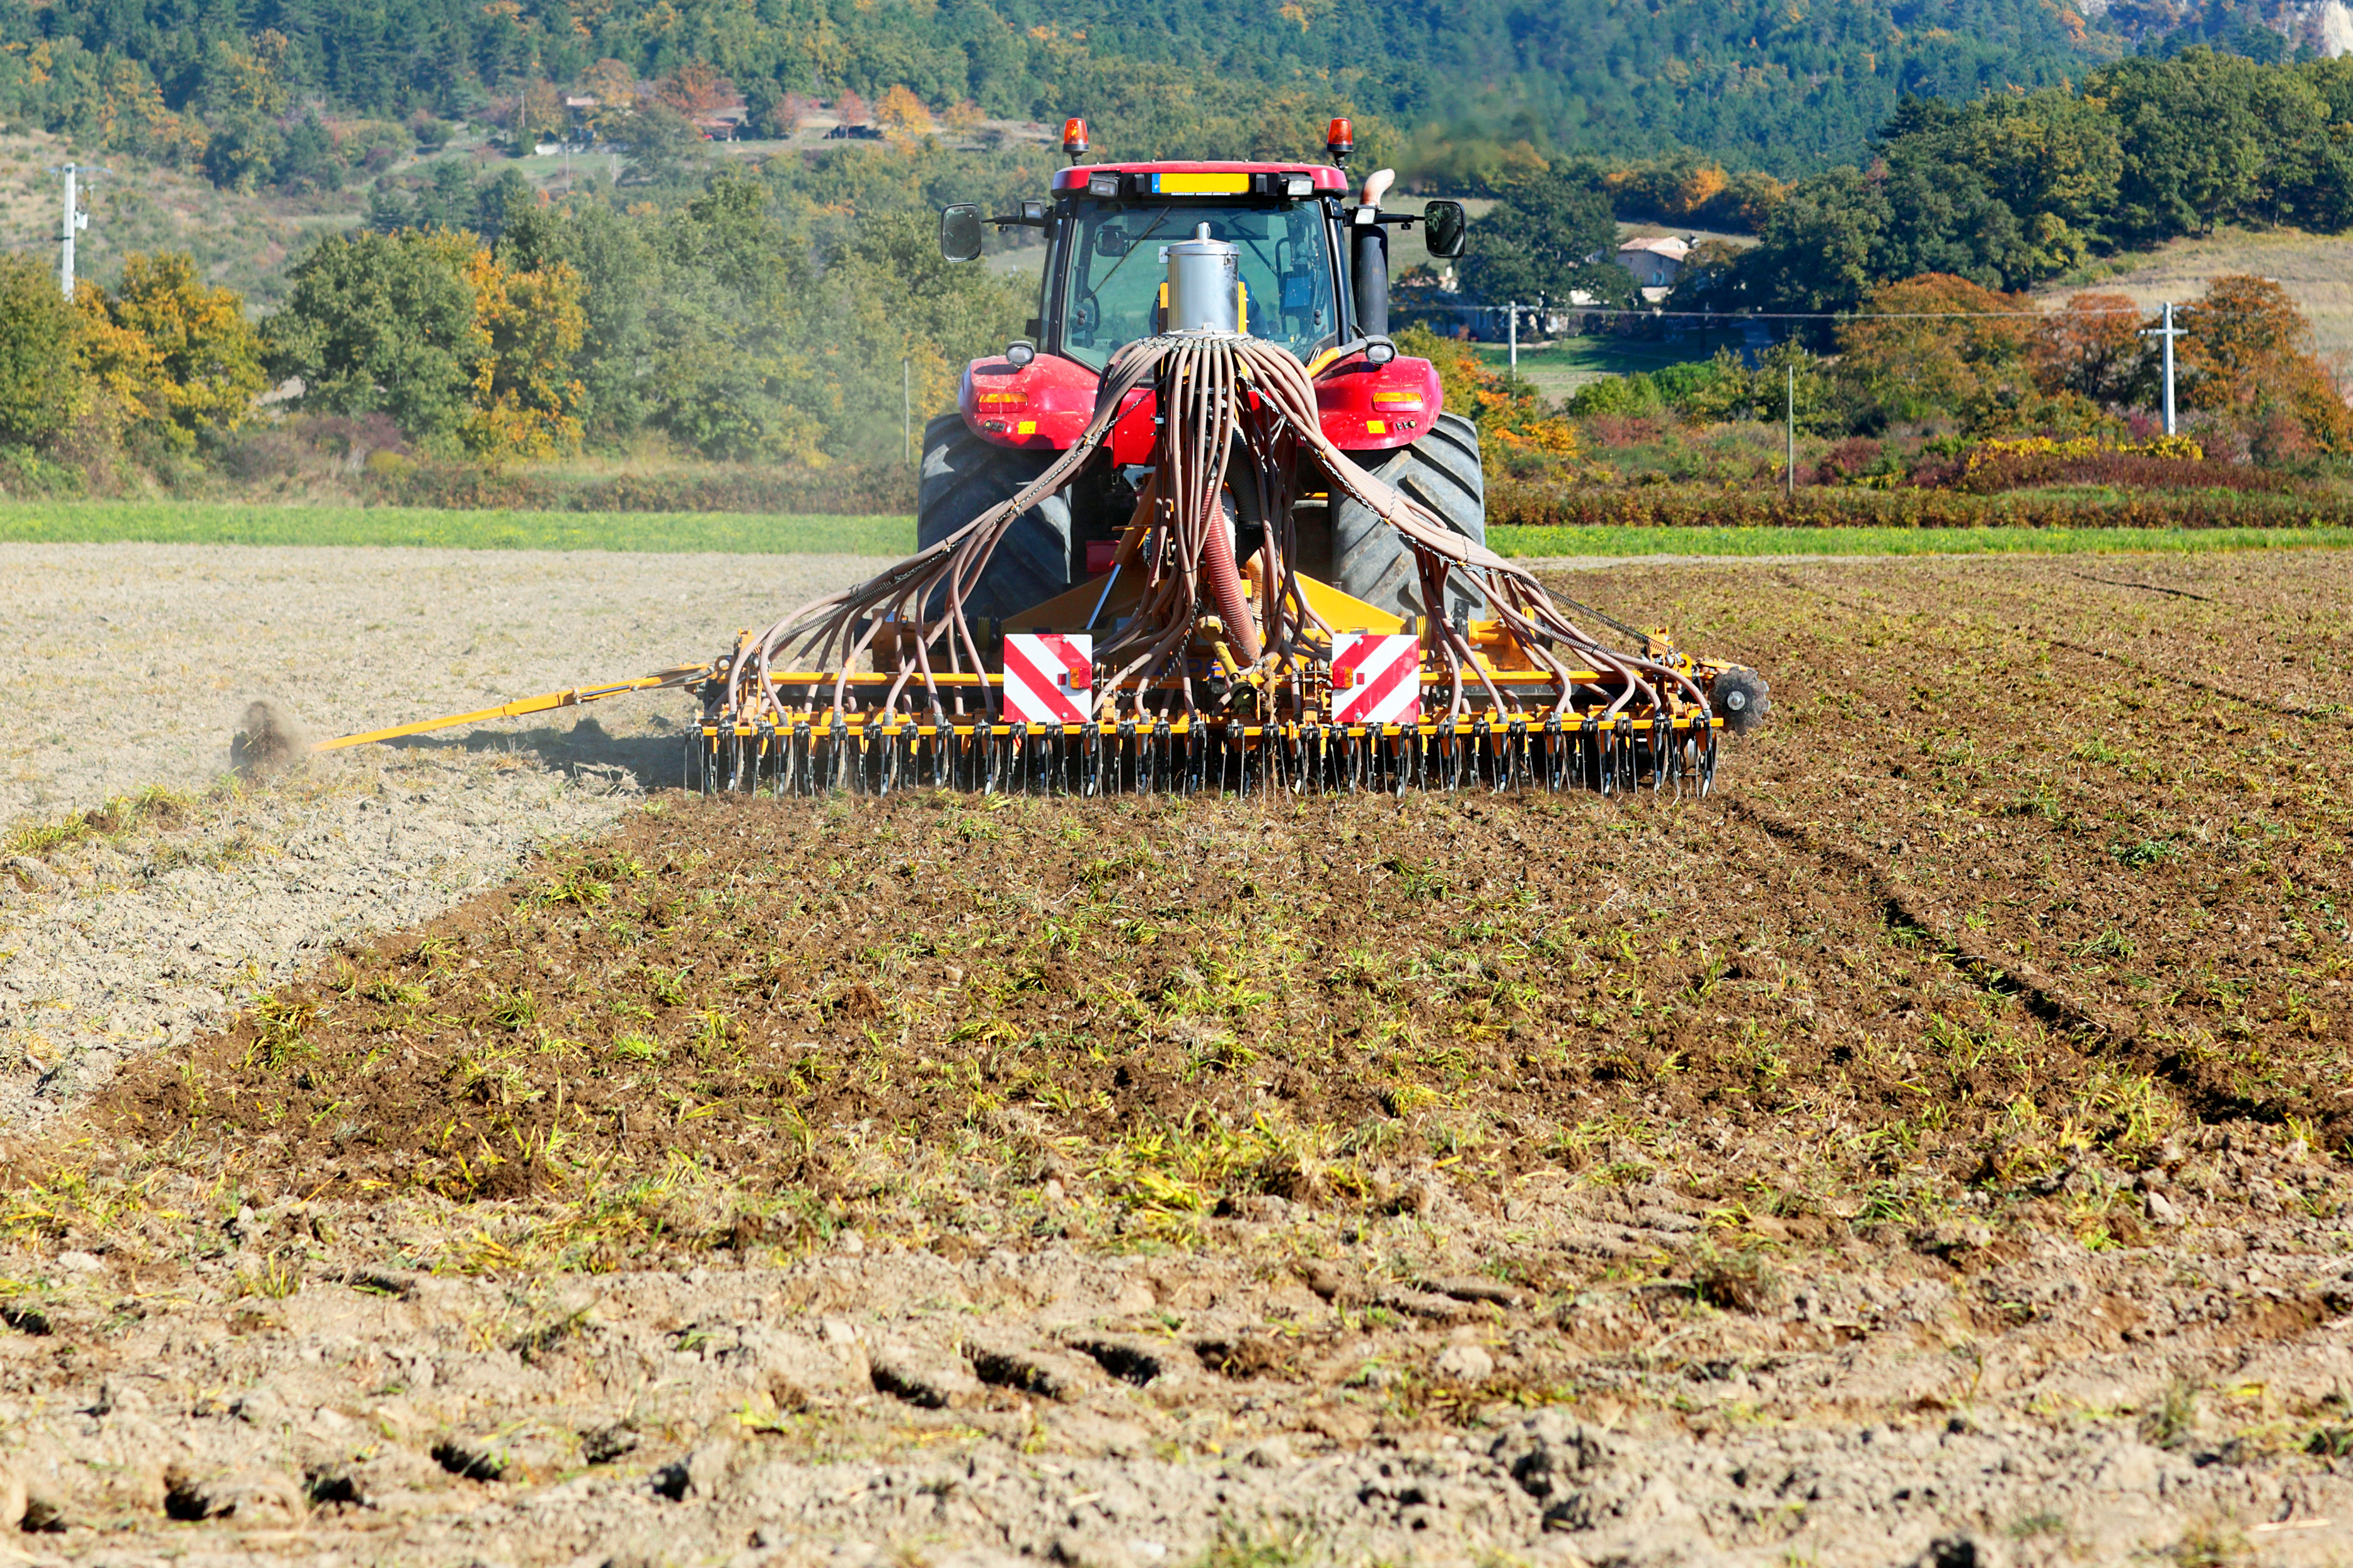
[
  {"x1": 1328, "y1": 411, "x2": 1488, "y2": 624},
  {"x1": 916, "y1": 414, "x2": 1076, "y2": 624}
]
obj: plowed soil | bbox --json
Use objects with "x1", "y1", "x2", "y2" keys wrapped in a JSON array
[{"x1": 3, "y1": 550, "x2": 2350, "y2": 1568}]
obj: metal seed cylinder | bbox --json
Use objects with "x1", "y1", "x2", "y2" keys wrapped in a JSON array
[{"x1": 1165, "y1": 222, "x2": 1238, "y2": 333}]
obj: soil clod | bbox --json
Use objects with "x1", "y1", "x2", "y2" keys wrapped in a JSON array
[{"x1": 227, "y1": 699, "x2": 307, "y2": 777}]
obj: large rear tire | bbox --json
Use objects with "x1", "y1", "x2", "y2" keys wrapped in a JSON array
[
  {"x1": 1329, "y1": 411, "x2": 1487, "y2": 624},
  {"x1": 916, "y1": 413, "x2": 1077, "y2": 624}
]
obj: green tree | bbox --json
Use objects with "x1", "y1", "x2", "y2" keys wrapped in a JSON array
[
  {"x1": 0, "y1": 255, "x2": 81, "y2": 445},
  {"x1": 263, "y1": 230, "x2": 480, "y2": 445},
  {"x1": 1741, "y1": 168, "x2": 1889, "y2": 317},
  {"x1": 1869, "y1": 90, "x2": 2122, "y2": 286},
  {"x1": 1456, "y1": 172, "x2": 1634, "y2": 308},
  {"x1": 639, "y1": 169, "x2": 827, "y2": 461},
  {"x1": 1674, "y1": 341, "x2": 1837, "y2": 433},
  {"x1": 2091, "y1": 49, "x2": 2300, "y2": 243},
  {"x1": 277, "y1": 112, "x2": 342, "y2": 193},
  {"x1": 498, "y1": 198, "x2": 661, "y2": 444},
  {"x1": 616, "y1": 101, "x2": 710, "y2": 188}
]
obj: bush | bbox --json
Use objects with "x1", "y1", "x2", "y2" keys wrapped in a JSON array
[
  {"x1": 0, "y1": 255, "x2": 79, "y2": 446},
  {"x1": 1566, "y1": 375, "x2": 1664, "y2": 419},
  {"x1": 1815, "y1": 436, "x2": 1884, "y2": 485},
  {"x1": 364, "y1": 458, "x2": 917, "y2": 514},
  {"x1": 1486, "y1": 477, "x2": 2353, "y2": 530},
  {"x1": 213, "y1": 413, "x2": 410, "y2": 484}
]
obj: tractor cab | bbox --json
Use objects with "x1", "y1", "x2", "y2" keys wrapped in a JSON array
[
  {"x1": 938, "y1": 118, "x2": 1468, "y2": 444},
  {"x1": 1051, "y1": 181, "x2": 1346, "y2": 369},
  {"x1": 926, "y1": 117, "x2": 1480, "y2": 630}
]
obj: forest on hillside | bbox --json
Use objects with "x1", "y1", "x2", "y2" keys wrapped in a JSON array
[
  {"x1": 0, "y1": 0, "x2": 2254, "y2": 186},
  {"x1": 0, "y1": 0, "x2": 2347, "y2": 498}
]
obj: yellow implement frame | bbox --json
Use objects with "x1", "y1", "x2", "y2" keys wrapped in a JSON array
[{"x1": 311, "y1": 665, "x2": 709, "y2": 753}]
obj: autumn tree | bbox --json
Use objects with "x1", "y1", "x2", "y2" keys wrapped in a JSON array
[
  {"x1": 75, "y1": 253, "x2": 265, "y2": 449},
  {"x1": 461, "y1": 249, "x2": 587, "y2": 457},
  {"x1": 1834, "y1": 274, "x2": 2044, "y2": 432},
  {"x1": 2030, "y1": 291, "x2": 2144, "y2": 406},
  {"x1": 833, "y1": 88, "x2": 867, "y2": 126},
  {"x1": 2170, "y1": 274, "x2": 2353, "y2": 454},
  {"x1": 73, "y1": 279, "x2": 163, "y2": 441},
  {"x1": 874, "y1": 85, "x2": 931, "y2": 135},
  {"x1": 518, "y1": 78, "x2": 565, "y2": 146},
  {"x1": 658, "y1": 62, "x2": 730, "y2": 120},
  {"x1": 577, "y1": 59, "x2": 638, "y2": 140}
]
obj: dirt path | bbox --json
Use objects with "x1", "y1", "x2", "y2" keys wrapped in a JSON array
[
  {"x1": 0, "y1": 543, "x2": 877, "y2": 1129},
  {"x1": 1, "y1": 542, "x2": 883, "y2": 821},
  {"x1": 1, "y1": 546, "x2": 2349, "y2": 1567}
]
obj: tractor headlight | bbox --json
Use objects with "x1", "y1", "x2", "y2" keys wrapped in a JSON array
[
  {"x1": 1284, "y1": 173, "x2": 1313, "y2": 199},
  {"x1": 1086, "y1": 171, "x2": 1121, "y2": 199}
]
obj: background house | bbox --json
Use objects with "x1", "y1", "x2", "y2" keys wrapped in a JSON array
[{"x1": 1617, "y1": 235, "x2": 1691, "y2": 298}]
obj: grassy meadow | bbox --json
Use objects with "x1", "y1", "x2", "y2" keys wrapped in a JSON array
[
  {"x1": 2036, "y1": 224, "x2": 2353, "y2": 363},
  {"x1": 1, "y1": 499, "x2": 2349, "y2": 559},
  {"x1": 0, "y1": 501, "x2": 917, "y2": 555}
]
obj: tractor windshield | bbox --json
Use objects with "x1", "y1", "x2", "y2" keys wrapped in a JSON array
[{"x1": 1059, "y1": 202, "x2": 1339, "y2": 370}]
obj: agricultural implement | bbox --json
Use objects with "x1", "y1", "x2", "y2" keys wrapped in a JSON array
[{"x1": 316, "y1": 118, "x2": 1769, "y2": 795}]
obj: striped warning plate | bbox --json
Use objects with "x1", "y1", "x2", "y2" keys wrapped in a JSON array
[
  {"x1": 1329, "y1": 632, "x2": 1422, "y2": 726},
  {"x1": 1003, "y1": 633, "x2": 1093, "y2": 723}
]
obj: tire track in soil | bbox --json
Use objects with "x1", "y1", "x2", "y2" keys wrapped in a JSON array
[
  {"x1": 1781, "y1": 559, "x2": 2350, "y2": 723},
  {"x1": 7, "y1": 554, "x2": 2353, "y2": 1566},
  {"x1": 1778, "y1": 576, "x2": 2338, "y2": 724},
  {"x1": 1723, "y1": 793, "x2": 2351, "y2": 1155},
  {"x1": 1712, "y1": 557, "x2": 2352, "y2": 1156}
]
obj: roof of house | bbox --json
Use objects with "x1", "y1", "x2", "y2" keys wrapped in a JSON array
[{"x1": 1617, "y1": 236, "x2": 1692, "y2": 260}]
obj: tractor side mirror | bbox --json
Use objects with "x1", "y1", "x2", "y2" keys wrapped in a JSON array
[
  {"x1": 940, "y1": 203, "x2": 984, "y2": 263},
  {"x1": 1422, "y1": 200, "x2": 1468, "y2": 260}
]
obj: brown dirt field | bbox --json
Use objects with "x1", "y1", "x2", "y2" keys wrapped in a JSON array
[{"x1": 2, "y1": 551, "x2": 2350, "y2": 1566}]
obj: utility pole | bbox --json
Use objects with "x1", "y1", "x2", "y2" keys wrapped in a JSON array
[
  {"x1": 1507, "y1": 302, "x2": 1517, "y2": 384},
  {"x1": 1785, "y1": 363, "x2": 1796, "y2": 498},
  {"x1": 2140, "y1": 301, "x2": 2182, "y2": 436},
  {"x1": 902, "y1": 358, "x2": 911, "y2": 465},
  {"x1": 49, "y1": 163, "x2": 98, "y2": 299}
]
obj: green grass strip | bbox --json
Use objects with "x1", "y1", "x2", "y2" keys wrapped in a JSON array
[
  {"x1": 0, "y1": 501, "x2": 918, "y2": 556},
  {"x1": 1489, "y1": 524, "x2": 2353, "y2": 558},
  {"x1": 1, "y1": 501, "x2": 2344, "y2": 561}
]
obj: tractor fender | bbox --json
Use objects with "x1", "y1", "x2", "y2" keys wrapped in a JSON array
[
  {"x1": 1313, "y1": 352, "x2": 1443, "y2": 452},
  {"x1": 958, "y1": 353, "x2": 1100, "y2": 450},
  {"x1": 956, "y1": 348, "x2": 1445, "y2": 455}
]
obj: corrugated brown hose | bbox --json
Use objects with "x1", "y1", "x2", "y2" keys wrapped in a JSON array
[{"x1": 730, "y1": 331, "x2": 1708, "y2": 730}]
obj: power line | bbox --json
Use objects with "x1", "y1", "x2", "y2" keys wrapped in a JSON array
[{"x1": 1397, "y1": 299, "x2": 2260, "y2": 322}]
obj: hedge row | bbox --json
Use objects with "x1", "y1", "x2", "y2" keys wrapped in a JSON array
[
  {"x1": 1486, "y1": 480, "x2": 2353, "y2": 530},
  {"x1": 355, "y1": 462, "x2": 2349, "y2": 531},
  {"x1": 371, "y1": 461, "x2": 919, "y2": 515}
]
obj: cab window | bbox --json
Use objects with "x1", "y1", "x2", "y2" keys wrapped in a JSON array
[{"x1": 1059, "y1": 202, "x2": 1338, "y2": 370}]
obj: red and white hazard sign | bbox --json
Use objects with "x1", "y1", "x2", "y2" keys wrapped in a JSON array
[
  {"x1": 1001, "y1": 633, "x2": 1093, "y2": 723},
  {"x1": 1329, "y1": 632, "x2": 1422, "y2": 726}
]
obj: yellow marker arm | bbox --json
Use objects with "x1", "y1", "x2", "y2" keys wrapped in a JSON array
[{"x1": 311, "y1": 664, "x2": 710, "y2": 753}]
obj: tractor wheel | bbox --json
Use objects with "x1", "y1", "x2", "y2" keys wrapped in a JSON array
[
  {"x1": 916, "y1": 413, "x2": 1076, "y2": 624},
  {"x1": 1329, "y1": 411, "x2": 1487, "y2": 625}
]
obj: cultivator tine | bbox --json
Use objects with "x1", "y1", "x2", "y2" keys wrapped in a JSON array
[{"x1": 662, "y1": 704, "x2": 1738, "y2": 802}]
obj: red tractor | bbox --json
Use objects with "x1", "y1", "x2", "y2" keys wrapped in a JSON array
[{"x1": 931, "y1": 116, "x2": 1475, "y2": 629}]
